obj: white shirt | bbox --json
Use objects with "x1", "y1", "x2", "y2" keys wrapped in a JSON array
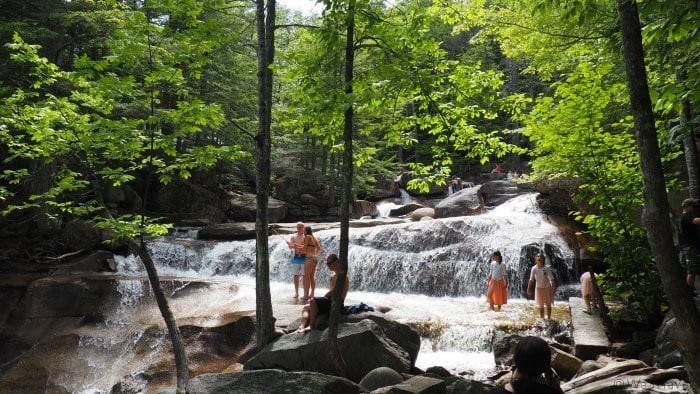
[
  {"x1": 489, "y1": 260, "x2": 506, "y2": 280},
  {"x1": 529, "y1": 265, "x2": 554, "y2": 288}
]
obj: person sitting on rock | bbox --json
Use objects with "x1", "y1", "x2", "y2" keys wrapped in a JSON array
[
  {"x1": 491, "y1": 336, "x2": 563, "y2": 394},
  {"x1": 296, "y1": 253, "x2": 350, "y2": 332}
]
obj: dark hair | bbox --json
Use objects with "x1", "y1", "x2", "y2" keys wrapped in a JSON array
[
  {"x1": 514, "y1": 336, "x2": 551, "y2": 377},
  {"x1": 326, "y1": 253, "x2": 339, "y2": 265},
  {"x1": 512, "y1": 336, "x2": 560, "y2": 393},
  {"x1": 305, "y1": 226, "x2": 313, "y2": 235},
  {"x1": 492, "y1": 250, "x2": 502, "y2": 263}
]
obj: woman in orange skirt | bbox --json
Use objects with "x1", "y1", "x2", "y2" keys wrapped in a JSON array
[{"x1": 487, "y1": 250, "x2": 508, "y2": 311}]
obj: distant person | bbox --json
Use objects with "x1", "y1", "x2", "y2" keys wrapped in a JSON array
[
  {"x1": 491, "y1": 336, "x2": 563, "y2": 394},
  {"x1": 452, "y1": 176, "x2": 463, "y2": 192},
  {"x1": 448, "y1": 176, "x2": 454, "y2": 195},
  {"x1": 527, "y1": 252, "x2": 557, "y2": 319},
  {"x1": 487, "y1": 250, "x2": 508, "y2": 311},
  {"x1": 491, "y1": 163, "x2": 502, "y2": 174},
  {"x1": 302, "y1": 226, "x2": 321, "y2": 300},
  {"x1": 678, "y1": 198, "x2": 700, "y2": 292},
  {"x1": 579, "y1": 267, "x2": 598, "y2": 314},
  {"x1": 296, "y1": 254, "x2": 350, "y2": 332},
  {"x1": 287, "y1": 221, "x2": 306, "y2": 299}
]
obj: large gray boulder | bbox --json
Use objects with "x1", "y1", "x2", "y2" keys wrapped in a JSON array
[
  {"x1": 245, "y1": 318, "x2": 418, "y2": 382},
  {"x1": 478, "y1": 181, "x2": 520, "y2": 208},
  {"x1": 434, "y1": 186, "x2": 483, "y2": 218},
  {"x1": 227, "y1": 192, "x2": 287, "y2": 223},
  {"x1": 183, "y1": 369, "x2": 361, "y2": 394},
  {"x1": 285, "y1": 312, "x2": 421, "y2": 366}
]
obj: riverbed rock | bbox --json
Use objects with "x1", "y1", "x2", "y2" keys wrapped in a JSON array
[
  {"x1": 389, "y1": 203, "x2": 426, "y2": 217},
  {"x1": 353, "y1": 200, "x2": 379, "y2": 219},
  {"x1": 410, "y1": 207, "x2": 436, "y2": 221},
  {"x1": 645, "y1": 297, "x2": 700, "y2": 369},
  {"x1": 245, "y1": 318, "x2": 417, "y2": 382},
  {"x1": 226, "y1": 192, "x2": 288, "y2": 223},
  {"x1": 560, "y1": 358, "x2": 690, "y2": 393},
  {"x1": 180, "y1": 369, "x2": 361, "y2": 394},
  {"x1": 285, "y1": 312, "x2": 420, "y2": 365},
  {"x1": 478, "y1": 181, "x2": 521, "y2": 208},
  {"x1": 434, "y1": 186, "x2": 483, "y2": 218},
  {"x1": 359, "y1": 366, "x2": 405, "y2": 391},
  {"x1": 550, "y1": 345, "x2": 583, "y2": 380},
  {"x1": 372, "y1": 375, "x2": 445, "y2": 394}
]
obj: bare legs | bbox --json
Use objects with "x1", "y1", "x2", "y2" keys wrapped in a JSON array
[
  {"x1": 303, "y1": 259, "x2": 317, "y2": 299},
  {"x1": 296, "y1": 298, "x2": 318, "y2": 333},
  {"x1": 293, "y1": 274, "x2": 300, "y2": 298}
]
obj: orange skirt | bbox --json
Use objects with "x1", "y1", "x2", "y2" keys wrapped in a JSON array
[{"x1": 487, "y1": 279, "x2": 508, "y2": 305}]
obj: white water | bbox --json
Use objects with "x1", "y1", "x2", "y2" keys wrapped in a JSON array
[{"x1": 105, "y1": 193, "x2": 576, "y2": 379}]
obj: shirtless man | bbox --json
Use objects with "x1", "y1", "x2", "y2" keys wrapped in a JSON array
[
  {"x1": 287, "y1": 221, "x2": 306, "y2": 299},
  {"x1": 296, "y1": 254, "x2": 350, "y2": 332}
]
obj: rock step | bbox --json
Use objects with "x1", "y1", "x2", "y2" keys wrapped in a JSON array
[{"x1": 569, "y1": 297, "x2": 611, "y2": 360}]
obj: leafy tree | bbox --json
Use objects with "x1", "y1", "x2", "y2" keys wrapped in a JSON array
[
  {"x1": 617, "y1": 0, "x2": 700, "y2": 390},
  {"x1": 0, "y1": 0, "x2": 246, "y2": 390},
  {"x1": 523, "y1": 62, "x2": 666, "y2": 321}
]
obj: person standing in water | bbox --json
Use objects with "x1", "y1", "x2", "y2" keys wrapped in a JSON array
[
  {"x1": 302, "y1": 226, "x2": 321, "y2": 300},
  {"x1": 287, "y1": 221, "x2": 306, "y2": 299},
  {"x1": 486, "y1": 250, "x2": 508, "y2": 311},
  {"x1": 527, "y1": 252, "x2": 557, "y2": 319}
]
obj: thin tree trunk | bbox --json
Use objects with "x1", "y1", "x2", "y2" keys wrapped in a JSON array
[
  {"x1": 617, "y1": 1, "x2": 700, "y2": 391},
  {"x1": 92, "y1": 180, "x2": 189, "y2": 392},
  {"x1": 328, "y1": 0, "x2": 356, "y2": 378},
  {"x1": 254, "y1": 0, "x2": 276, "y2": 349},
  {"x1": 682, "y1": 101, "x2": 700, "y2": 198},
  {"x1": 124, "y1": 237, "x2": 189, "y2": 392}
]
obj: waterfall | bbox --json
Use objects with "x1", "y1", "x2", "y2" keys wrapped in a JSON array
[
  {"x1": 97, "y1": 193, "x2": 577, "y2": 381},
  {"x1": 128, "y1": 193, "x2": 577, "y2": 298}
]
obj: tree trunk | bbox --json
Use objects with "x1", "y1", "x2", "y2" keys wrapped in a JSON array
[
  {"x1": 617, "y1": 1, "x2": 700, "y2": 391},
  {"x1": 254, "y1": 0, "x2": 276, "y2": 349},
  {"x1": 682, "y1": 101, "x2": 700, "y2": 198},
  {"x1": 124, "y1": 237, "x2": 189, "y2": 393},
  {"x1": 328, "y1": 0, "x2": 356, "y2": 378}
]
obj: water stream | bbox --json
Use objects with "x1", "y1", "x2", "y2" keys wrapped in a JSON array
[{"x1": 110, "y1": 193, "x2": 578, "y2": 379}]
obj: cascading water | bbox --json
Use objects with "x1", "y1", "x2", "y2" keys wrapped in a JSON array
[
  {"x1": 136, "y1": 193, "x2": 576, "y2": 298},
  {"x1": 108, "y1": 193, "x2": 577, "y2": 378}
]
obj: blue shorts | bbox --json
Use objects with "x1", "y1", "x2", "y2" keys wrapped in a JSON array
[{"x1": 291, "y1": 253, "x2": 306, "y2": 264}]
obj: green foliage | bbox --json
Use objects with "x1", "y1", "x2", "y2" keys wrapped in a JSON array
[
  {"x1": 0, "y1": 2, "x2": 246, "y2": 242},
  {"x1": 276, "y1": 0, "x2": 522, "y2": 195},
  {"x1": 524, "y1": 60, "x2": 667, "y2": 318}
]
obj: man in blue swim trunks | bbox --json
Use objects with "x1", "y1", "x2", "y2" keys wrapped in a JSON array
[{"x1": 287, "y1": 221, "x2": 306, "y2": 299}]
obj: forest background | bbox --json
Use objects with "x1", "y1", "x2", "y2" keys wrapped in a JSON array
[{"x1": 0, "y1": 0, "x2": 699, "y2": 391}]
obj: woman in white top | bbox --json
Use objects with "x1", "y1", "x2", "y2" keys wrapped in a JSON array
[
  {"x1": 527, "y1": 252, "x2": 557, "y2": 319},
  {"x1": 486, "y1": 250, "x2": 508, "y2": 311}
]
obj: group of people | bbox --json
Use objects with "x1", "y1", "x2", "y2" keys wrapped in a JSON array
[
  {"x1": 287, "y1": 221, "x2": 350, "y2": 332},
  {"x1": 486, "y1": 250, "x2": 558, "y2": 319},
  {"x1": 287, "y1": 221, "x2": 321, "y2": 301}
]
